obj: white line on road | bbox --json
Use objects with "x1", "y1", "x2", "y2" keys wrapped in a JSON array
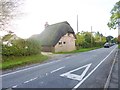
[
  {"x1": 51, "y1": 66, "x2": 65, "y2": 73},
  {"x1": 0, "y1": 60, "x2": 61, "y2": 77},
  {"x1": 66, "y1": 57, "x2": 70, "y2": 59},
  {"x1": 12, "y1": 85, "x2": 18, "y2": 88},
  {"x1": 46, "y1": 73, "x2": 48, "y2": 76},
  {"x1": 72, "y1": 46, "x2": 117, "y2": 90},
  {"x1": 60, "y1": 63, "x2": 92, "y2": 81},
  {"x1": 24, "y1": 77, "x2": 38, "y2": 84}
]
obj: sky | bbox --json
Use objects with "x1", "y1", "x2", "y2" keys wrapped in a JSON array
[{"x1": 1, "y1": 0, "x2": 119, "y2": 38}]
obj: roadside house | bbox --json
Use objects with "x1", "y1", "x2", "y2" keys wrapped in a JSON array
[
  {"x1": 31, "y1": 21, "x2": 76, "y2": 52},
  {"x1": 2, "y1": 34, "x2": 20, "y2": 46}
]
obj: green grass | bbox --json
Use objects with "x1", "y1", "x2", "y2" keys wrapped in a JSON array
[
  {"x1": 118, "y1": 44, "x2": 120, "y2": 49},
  {"x1": 0, "y1": 46, "x2": 102, "y2": 70},
  {"x1": 1, "y1": 54, "x2": 48, "y2": 70},
  {"x1": 55, "y1": 47, "x2": 102, "y2": 54}
]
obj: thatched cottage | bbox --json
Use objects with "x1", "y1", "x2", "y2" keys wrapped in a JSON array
[{"x1": 31, "y1": 21, "x2": 76, "y2": 52}]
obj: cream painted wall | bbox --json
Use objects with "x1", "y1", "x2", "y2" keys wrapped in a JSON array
[{"x1": 54, "y1": 33, "x2": 76, "y2": 52}]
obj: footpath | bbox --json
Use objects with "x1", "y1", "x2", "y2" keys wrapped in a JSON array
[{"x1": 108, "y1": 49, "x2": 119, "y2": 89}]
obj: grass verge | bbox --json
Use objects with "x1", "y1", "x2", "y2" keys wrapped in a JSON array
[
  {"x1": 55, "y1": 47, "x2": 102, "y2": 54},
  {"x1": 1, "y1": 54, "x2": 48, "y2": 70},
  {"x1": 119, "y1": 44, "x2": 120, "y2": 49}
]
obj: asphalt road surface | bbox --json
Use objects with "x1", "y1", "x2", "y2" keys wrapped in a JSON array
[{"x1": 1, "y1": 45, "x2": 118, "y2": 89}]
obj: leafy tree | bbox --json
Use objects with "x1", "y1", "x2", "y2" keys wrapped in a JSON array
[
  {"x1": 94, "y1": 32, "x2": 105, "y2": 42},
  {"x1": 76, "y1": 31, "x2": 95, "y2": 48},
  {"x1": 101, "y1": 36, "x2": 106, "y2": 43},
  {"x1": 107, "y1": 1, "x2": 120, "y2": 29},
  {"x1": 76, "y1": 31, "x2": 106, "y2": 48},
  {"x1": 76, "y1": 33, "x2": 85, "y2": 49},
  {"x1": 84, "y1": 32, "x2": 94, "y2": 45},
  {"x1": 106, "y1": 35, "x2": 113, "y2": 42},
  {"x1": 0, "y1": 0, "x2": 24, "y2": 32},
  {"x1": 94, "y1": 32, "x2": 100, "y2": 42}
]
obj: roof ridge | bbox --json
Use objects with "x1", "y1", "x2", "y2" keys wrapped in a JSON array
[{"x1": 48, "y1": 21, "x2": 69, "y2": 27}]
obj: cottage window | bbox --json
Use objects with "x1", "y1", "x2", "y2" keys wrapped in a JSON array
[
  {"x1": 58, "y1": 41, "x2": 62, "y2": 45},
  {"x1": 63, "y1": 42, "x2": 66, "y2": 44}
]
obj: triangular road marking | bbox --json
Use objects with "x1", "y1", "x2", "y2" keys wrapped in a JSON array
[{"x1": 60, "y1": 63, "x2": 92, "y2": 81}]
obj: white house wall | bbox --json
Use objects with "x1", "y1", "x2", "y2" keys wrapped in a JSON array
[{"x1": 54, "y1": 33, "x2": 76, "y2": 52}]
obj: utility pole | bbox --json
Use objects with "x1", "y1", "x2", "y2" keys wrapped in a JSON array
[
  {"x1": 77, "y1": 15, "x2": 78, "y2": 33},
  {"x1": 91, "y1": 26, "x2": 92, "y2": 48}
]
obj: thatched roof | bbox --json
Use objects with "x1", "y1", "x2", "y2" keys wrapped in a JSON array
[{"x1": 31, "y1": 21, "x2": 76, "y2": 46}]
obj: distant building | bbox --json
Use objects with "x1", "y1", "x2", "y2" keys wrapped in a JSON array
[
  {"x1": 31, "y1": 21, "x2": 76, "y2": 52},
  {"x1": 2, "y1": 34, "x2": 20, "y2": 46}
]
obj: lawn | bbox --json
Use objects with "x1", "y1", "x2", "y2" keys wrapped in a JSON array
[
  {"x1": 55, "y1": 47, "x2": 102, "y2": 54},
  {"x1": 1, "y1": 54, "x2": 48, "y2": 70}
]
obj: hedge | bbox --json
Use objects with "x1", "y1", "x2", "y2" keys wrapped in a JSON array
[{"x1": 2, "y1": 39, "x2": 41, "y2": 57}]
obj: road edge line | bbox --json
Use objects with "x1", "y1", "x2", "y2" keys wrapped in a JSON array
[{"x1": 104, "y1": 49, "x2": 118, "y2": 90}]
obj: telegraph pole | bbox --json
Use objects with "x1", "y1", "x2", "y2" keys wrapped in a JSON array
[
  {"x1": 91, "y1": 26, "x2": 92, "y2": 47},
  {"x1": 77, "y1": 15, "x2": 79, "y2": 33}
]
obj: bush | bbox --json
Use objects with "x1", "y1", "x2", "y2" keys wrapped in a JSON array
[
  {"x1": 2, "y1": 39, "x2": 41, "y2": 56},
  {"x1": 94, "y1": 42, "x2": 104, "y2": 47}
]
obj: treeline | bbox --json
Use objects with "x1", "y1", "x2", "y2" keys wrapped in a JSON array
[
  {"x1": 75, "y1": 31, "x2": 106, "y2": 49},
  {"x1": 2, "y1": 31, "x2": 117, "y2": 57}
]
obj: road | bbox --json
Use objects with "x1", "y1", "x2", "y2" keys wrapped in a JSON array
[{"x1": 1, "y1": 45, "x2": 118, "y2": 89}]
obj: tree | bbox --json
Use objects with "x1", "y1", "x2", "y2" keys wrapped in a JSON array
[
  {"x1": 94, "y1": 32, "x2": 100, "y2": 42},
  {"x1": 107, "y1": 1, "x2": 120, "y2": 29},
  {"x1": 0, "y1": 0, "x2": 24, "y2": 32},
  {"x1": 106, "y1": 35, "x2": 113, "y2": 42},
  {"x1": 84, "y1": 32, "x2": 94, "y2": 44},
  {"x1": 76, "y1": 31, "x2": 95, "y2": 48},
  {"x1": 76, "y1": 33, "x2": 85, "y2": 49}
]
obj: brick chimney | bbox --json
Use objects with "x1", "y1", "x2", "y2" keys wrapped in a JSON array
[{"x1": 44, "y1": 22, "x2": 49, "y2": 28}]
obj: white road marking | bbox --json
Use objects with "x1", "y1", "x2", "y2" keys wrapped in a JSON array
[
  {"x1": 24, "y1": 77, "x2": 37, "y2": 84},
  {"x1": 12, "y1": 85, "x2": 18, "y2": 88},
  {"x1": 51, "y1": 66, "x2": 65, "y2": 73},
  {"x1": 72, "y1": 46, "x2": 117, "y2": 90},
  {"x1": 0, "y1": 60, "x2": 61, "y2": 77},
  {"x1": 60, "y1": 63, "x2": 91, "y2": 81},
  {"x1": 66, "y1": 57, "x2": 70, "y2": 59},
  {"x1": 46, "y1": 73, "x2": 48, "y2": 76}
]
